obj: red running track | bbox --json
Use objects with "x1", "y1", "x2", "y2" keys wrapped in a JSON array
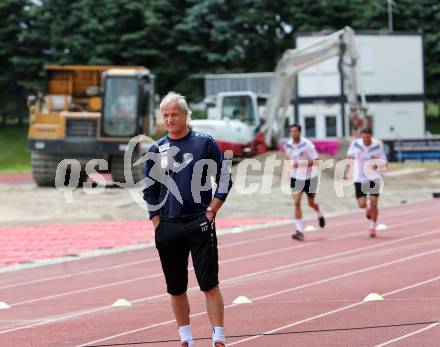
[
  {"x1": 0, "y1": 218, "x2": 283, "y2": 267},
  {"x1": 0, "y1": 200, "x2": 439, "y2": 347},
  {"x1": 0, "y1": 173, "x2": 33, "y2": 184},
  {"x1": 0, "y1": 173, "x2": 110, "y2": 184}
]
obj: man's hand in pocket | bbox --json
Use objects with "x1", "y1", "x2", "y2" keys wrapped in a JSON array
[{"x1": 152, "y1": 216, "x2": 160, "y2": 229}]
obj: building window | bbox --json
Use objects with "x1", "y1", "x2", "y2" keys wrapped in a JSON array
[
  {"x1": 325, "y1": 115, "x2": 337, "y2": 137},
  {"x1": 305, "y1": 116, "x2": 316, "y2": 138}
]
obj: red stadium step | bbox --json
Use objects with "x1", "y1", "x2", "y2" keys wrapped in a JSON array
[
  {"x1": 0, "y1": 217, "x2": 282, "y2": 267},
  {"x1": 0, "y1": 173, "x2": 33, "y2": 184}
]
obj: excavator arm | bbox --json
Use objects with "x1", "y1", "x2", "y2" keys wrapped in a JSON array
[{"x1": 262, "y1": 26, "x2": 363, "y2": 147}]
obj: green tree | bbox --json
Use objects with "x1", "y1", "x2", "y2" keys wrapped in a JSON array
[
  {"x1": 12, "y1": 2, "x2": 49, "y2": 94},
  {"x1": 122, "y1": 0, "x2": 190, "y2": 95},
  {"x1": 174, "y1": 0, "x2": 248, "y2": 99},
  {"x1": 235, "y1": 0, "x2": 296, "y2": 72},
  {"x1": 0, "y1": 0, "x2": 29, "y2": 126},
  {"x1": 4, "y1": 0, "x2": 440, "y2": 112},
  {"x1": 392, "y1": 0, "x2": 440, "y2": 101}
]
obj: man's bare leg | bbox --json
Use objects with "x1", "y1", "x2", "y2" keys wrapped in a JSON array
[
  {"x1": 171, "y1": 293, "x2": 193, "y2": 346},
  {"x1": 369, "y1": 195, "x2": 379, "y2": 237},
  {"x1": 171, "y1": 292, "x2": 190, "y2": 326},
  {"x1": 204, "y1": 285, "x2": 224, "y2": 327},
  {"x1": 308, "y1": 195, "x2": 325, "y2": 228},
  {"x1": 204, "y1": 285, "x2": 225, "y2": 345},
  {"x1": 293, "y1": 192, "x2": 304, "y2": 240}
]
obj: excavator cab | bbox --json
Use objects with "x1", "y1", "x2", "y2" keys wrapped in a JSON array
[
  {"x1": 221, "y1": 94, "x2": 258, "y2": 126},
  {"x1": 191, "y1": 91, "x2": 267, "y2": 158},
  {"x1": 102, "y1": 69, "x2": 154, "y2": 138}
]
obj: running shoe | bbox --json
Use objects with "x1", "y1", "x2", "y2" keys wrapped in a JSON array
[
  {"x1": 214, "y1": 342, "x2": 226, "y2": 347},
  {"x1": 369, "y1": 228, "x2": 376, "y2": 238},
  {"x1": 319, "y1": 216, "x2": 325, "y2": 228},
  {"x1": 292, "y1": 230, "x2": 304, "y2": 241}
]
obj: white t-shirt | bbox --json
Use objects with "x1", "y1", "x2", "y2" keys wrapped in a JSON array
[
  {"x1": 284, "y1": 138, "x2": 319, "y2": 180},
  {"x1": 347, "y1": 138, "x2": 387, "y2": 182}
]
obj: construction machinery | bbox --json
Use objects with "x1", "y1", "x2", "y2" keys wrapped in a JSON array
[
  {"x1": 27, "y1": 65, "x2": 155, "y2": 186},
  {"x1": 191, "y1": 26, "x2": 366, "y2": 157}
]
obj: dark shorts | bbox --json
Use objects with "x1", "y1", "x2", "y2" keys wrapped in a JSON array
[
  {"x1": 354, "y1": 180, "x2": 381, "y2": 199},
  {"x1": 290, "y1": 177, "x2": 318, "y2": 197},
  {"x1": 155, "y1": 215, "x2": 219, "y2": 295}
]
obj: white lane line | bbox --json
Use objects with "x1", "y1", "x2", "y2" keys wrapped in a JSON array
[
  {"x1": 229, "y1": 272, "x2": 440, "y2": 345},
  {"x1": 3, "y1": 227, "x2": 439, "y2": 337},
  {"x1": 0, "y1": 258, "x2": 156, "y2": 291},
  {"x1": 0, "y1": 204, "x2": 431, "y2": 290},
  {"x1": 76, "y1": 246, "x2": 440, "y2": 346},
  {"x1": 6, "y1": 215, "x2": 439, "y2": 308},
  {"x1": 247, "y1": 239, "x2": 440, "y2": 286},
  {"x1": 0, "y1": 212, "x2": 364, "y2": 290},
  {"x1": 383, "y1": 168, "x2": 428, "y2": 177},
  {"x1": 10, "y1": 274, "x2": 162, "y2": 308},
  {"x1": 375, "y1": 322, "x2": 440, "y2": 347}
]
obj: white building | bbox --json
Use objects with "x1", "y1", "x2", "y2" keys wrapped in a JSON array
[
  {"x1": 295, "y1": 31, "x2": 425, "y2": 140},
  {"x1": 205, "y1": 31, "x2": 425, "y2": 141}
]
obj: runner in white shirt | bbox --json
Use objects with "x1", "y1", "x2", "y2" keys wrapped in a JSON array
[
  {"x1": 284, "y1": 124, "x2": 325, "y2": 241},
  {"x1": 344, "y1": 127, "x2": 387, "y2": 237}
]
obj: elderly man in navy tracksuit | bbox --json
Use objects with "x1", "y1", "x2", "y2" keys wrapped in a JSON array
[{"x1": 143, "y1": 92, "x2": 232, "y2": 347}]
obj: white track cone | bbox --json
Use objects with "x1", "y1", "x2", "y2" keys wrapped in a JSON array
[
  {"x1": 304, "y1": 225, "x2": 317, "y2": 232},
  {"x1": 363, "y1": 293, "x2": 384, "y2": 302},
  {"x1": 377, "y1": 224, "x2": 388, "y2": 231},
  {"x1": 0, "y1": 302, "x2": 10, "y2": 309},
  {"x1": 233, "y1": 296, "x2": 252, "y2": 304},
  {"x1": 231, "y1": 227, "x2": 242, "y2": 233},
  {"x1": 112, "y1": 299, "x2": 132, "y2": 307}
]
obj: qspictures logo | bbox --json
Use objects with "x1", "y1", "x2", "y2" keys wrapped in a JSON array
[{"x1": 54, "y1": 135, "x2": 387, "y2": 208}]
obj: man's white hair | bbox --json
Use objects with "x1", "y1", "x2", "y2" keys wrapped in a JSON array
[{"x1": 160, "y1": 92, "x2": 192, "y2": 120}]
